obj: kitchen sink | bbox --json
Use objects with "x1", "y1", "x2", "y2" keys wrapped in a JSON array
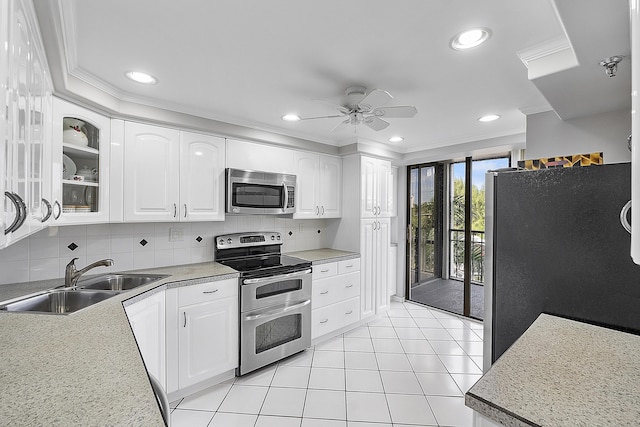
[
  {"x1": 76, "y1": 273, "x2": 169, "y2": 291},
  {"x1": 0, "y1": 289, "x2": 120, "y2": 314}
]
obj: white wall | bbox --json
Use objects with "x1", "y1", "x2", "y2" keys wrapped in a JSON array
[
  {"x1": 0, "y1": 217, "x2": 335, "y2": 286},
  {"x1": 525, "y1": 109, "x2": 631, "y2": 163}
]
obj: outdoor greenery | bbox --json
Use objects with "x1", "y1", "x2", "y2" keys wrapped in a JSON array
[{"x1": 450, "y1": 177, "x2": 486, "y2": 283}]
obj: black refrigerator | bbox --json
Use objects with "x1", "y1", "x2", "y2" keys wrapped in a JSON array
[{"x1": 485, "y1": 163, "x2": 640, "y2": 365}]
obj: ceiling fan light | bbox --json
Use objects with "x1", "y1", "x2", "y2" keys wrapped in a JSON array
[
  {"x1": 125, "y1": 71, "x2": 158, "y2": 84},
  {"x1": 389, "y1": 136, "x2": 404, "y2": 143},
  {"x1": 478, "y1": 114, "x2": 500, "y2": 122},
  {"x1": 450, "y1": 28, "x2": 491, "y2": 50},
  {"x1": 281, "y1": 114, "x2": 301, "y2": 122}
]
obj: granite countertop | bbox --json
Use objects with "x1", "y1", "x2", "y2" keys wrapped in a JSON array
[
  {"x1": 287, "y1": 248, "x2": 359, "y2": 264},
  {"x1": 0, "y1": 262, "x2": 238, "y2": 426},
  {"x1": 465, "y1": 313, "x2": 640, "y2": 426}
]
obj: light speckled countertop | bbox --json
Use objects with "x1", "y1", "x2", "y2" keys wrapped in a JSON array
[
  {"x1": 287, "y1": 248, "x2": 359, "y2": 264},
  {"x1": 466, "y1": 313, "x2": 640, "y2": 426},
  {"x1": 0, "y1": 262, "x2": 237, "y2": 426}
]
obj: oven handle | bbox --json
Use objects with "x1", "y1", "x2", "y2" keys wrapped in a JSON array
[
  {"x1": 243, "y1": 268, "x2": 312, "y2": 285},
  {"x1": 243, "y1": 299, "x2": 310, "y2": 321}
]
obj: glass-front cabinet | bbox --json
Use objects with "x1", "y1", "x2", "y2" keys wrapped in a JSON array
[{"x1": 52, "y1": 97, "x2": 110, "y2": 224}]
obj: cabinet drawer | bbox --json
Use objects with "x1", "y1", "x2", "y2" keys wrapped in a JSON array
[
  {"x1": 312, "y1": 296, "x2": 361, "y2": 339},
  {"x1": 312, "y1": 271, "x2": 360, "y2": 309},
  {"x1": 338, "y1": 258, "x2": 360, "y2": 274},
  {"x1": 312, "y1": 262, "x2": 338, "y2": 280},
  {"x1": 178, "y1": 279, "x2": 238, "y2": 307}
]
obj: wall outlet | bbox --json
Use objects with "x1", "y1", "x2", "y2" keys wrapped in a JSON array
[
  {"x1": 299, "y1": 223, "x2": 304, "y2": 233},
  {"x1": 169, "y1": 227, "x2": 184, "y2": 242}
]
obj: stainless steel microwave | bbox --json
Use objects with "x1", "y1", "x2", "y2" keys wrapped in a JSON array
[{"x1": 226, "y1": 168, "x2": 296, "y2": 214}]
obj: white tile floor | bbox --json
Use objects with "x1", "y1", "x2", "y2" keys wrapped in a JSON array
[{"x1": 170, "y1": 300, "x2": 484, "y2": 427}]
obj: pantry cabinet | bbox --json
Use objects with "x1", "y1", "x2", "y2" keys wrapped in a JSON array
[
  {"x1": 1, "y1": 0, "x2": 54, "y2": 246},
  {"x1": 360, "y1": 218, "x2": 390, "y2": 318},
  {"x1": 294, "y1": 152, "x2": 342, "y2": 219},
  {"x1": 52, "y1": 98, "x2": 111, "y2": 224},
  {"x1": 125, "y1": 291, "x2": 167, "y2": 390},
  {"x1": 361, "y1": 156, "x2": 392, "y2": 218},
  {"x1": 123, "y1": 122, "x2": 225, "y2": 222}
]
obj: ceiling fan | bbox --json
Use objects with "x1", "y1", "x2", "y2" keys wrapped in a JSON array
[{"x1": 298, "y1": 86, "x2": 418, "y2": 132}]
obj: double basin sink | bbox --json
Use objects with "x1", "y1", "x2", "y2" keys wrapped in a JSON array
[{"x1": 0, "y1": 273, "x2": 168, "y2": 315}]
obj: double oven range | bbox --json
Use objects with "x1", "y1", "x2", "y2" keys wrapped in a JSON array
[{"x1": 215, "y1": 232, "x2": 312, "y2": 376}]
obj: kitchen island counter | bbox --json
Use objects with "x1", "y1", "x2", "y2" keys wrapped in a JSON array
[
  {"x1": 465, "y1": 313, "x2": 640, "y2": 426},
  {"x1": 0, "y1": 262, "x2": 238, "y2": 426}
]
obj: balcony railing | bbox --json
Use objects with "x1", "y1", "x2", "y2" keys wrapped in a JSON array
[{"x1": 449, "y1": 229, "x2": 485, "y2": 284}]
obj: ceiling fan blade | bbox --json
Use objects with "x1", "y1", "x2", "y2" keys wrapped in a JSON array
[
  {"x1": 312, "y1": 98, "x2": 351, "y2": 115},
  {"x1": 331, "y1": 119, "x2": 350, "y2": 132},
  {"x1": 299, "y1": 114, "x2": 345, "y2": 121},
  {"x1": 363, "y1": 116, "x2": 390, "y2": 131},
  {"x1": 373, "y1": 105, "x2": 418, "y2": 118},
  {"x1": 358, "y1": 89, "x2": 393, "y2": 110}
]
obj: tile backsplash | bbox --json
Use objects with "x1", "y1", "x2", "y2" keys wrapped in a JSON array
[{"x1": 0, "y1": 216, "x2": 334, "y2": 286}]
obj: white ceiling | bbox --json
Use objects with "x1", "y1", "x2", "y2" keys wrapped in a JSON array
[{"x1": 35, "y1": 0, "x2": 631, "y2": 155}]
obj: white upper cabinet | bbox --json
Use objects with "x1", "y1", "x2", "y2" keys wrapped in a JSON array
[
  {"x1": 123, "y1": 122, "x2": 225, "y2": 222},
  {"x1": 1, "y1": 0, "x2": 53, "y2": 247},
  {"x1": 360, "y1": 156, "x2": 391, "y2": 218},
  {"x1": 124, "y1": 122, "x2": 180, "y2": 222},
  {"x1": 52, "y1": 98, "x2": 111, "y2": 225},
  {"x1": 226, "y1": 139, "x2": 295, "y2": 174},
  {"x1": 294, "y1": 151, "x2": 341, "y2": 219},
  {"x1": 180, "y1": 131, "x2": 225, "y2": 221}
]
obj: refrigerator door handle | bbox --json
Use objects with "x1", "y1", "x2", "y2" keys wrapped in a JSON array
[{"x1": 620, "y1": 200, "x2": 632, "y2": 234}]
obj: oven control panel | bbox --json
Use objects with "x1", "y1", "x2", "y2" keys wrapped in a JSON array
[{"x1": 215, "y1": 232, "x2": 281, "y2": 250}]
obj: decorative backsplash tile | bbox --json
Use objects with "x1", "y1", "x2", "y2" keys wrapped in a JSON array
[{"x1": 0, "y1": 217, "x2": 332, "y2": 285}]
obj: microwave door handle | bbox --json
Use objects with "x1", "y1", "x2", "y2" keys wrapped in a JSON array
[
  {"x1": 282, "y1": 181, "x2": 288, "y2": 212},
  {"x1": 243, "y1": 268, "x2": 312, "y2": 285}
]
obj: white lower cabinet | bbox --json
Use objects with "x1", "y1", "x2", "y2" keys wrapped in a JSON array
[
  {"x1": 166, "y1": 279, "x2": 238, "y2": 396},
  {"x1": 125, "y1": 291, "x2": 166, "y2": 390},
  {"x1": 311, "y1": 258, "x2": 361, "y2": 340}
]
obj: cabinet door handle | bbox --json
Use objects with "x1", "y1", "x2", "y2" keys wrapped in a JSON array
[
  {"x1": 41, "y1": 198, "x2": 52, "y2": 222},
  {"x1": 52, "y1": 200, "x2": 61, "y2": 220},
  {"x1": 203, "y1": 289, "x2": 219, "y2": 294},
  {"x1": 184, "y1": 204, "x2": 187, "y2": 219},
  {"x1": 315, "y1": 206, "x2": 319, "y2": 215},
  {"x1": 4, "y1": 192, "x2": 20, "y2": 234},
  {"x1": 10, "y1": 193, "x2": 27, "y2": 233},
  {"x1": 345, "y1": 264, "x2": 353, "y2": 268},
  {"x1": 345, "y1": 284, "x2": 353, "y2": 288},
  {"x1": 183, "y1": 312, "x2": 187, "y2": 328},
  {"x1": 173, "y1": 203, "x2": 177, "y2": 218},
  {"x1": 320, "y1": 269, "x2": 329, "y2": 273},
  {"x1": 320, "y1": 290, "x2": 329, "y2": 295},
  {"x1": 345, "y1": 310, "x2": 353, "y2": 315},
  {"x1": 320, "y1": 319, "x2": 329, "y2": 324},
  {"x1": 321, "y1": 206, "x2": 325, "y2": 215}
]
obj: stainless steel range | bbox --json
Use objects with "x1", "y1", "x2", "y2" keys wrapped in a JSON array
[{"x1": 214, "y1": 232, "x2": 312, "y2": 376}]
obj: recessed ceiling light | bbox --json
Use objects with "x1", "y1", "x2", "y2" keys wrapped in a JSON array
[
  {"x1": 281, "y1": 114, "x2": 301, "y2": 122},
  {"x1": 450, "y1": 28, "x2": 492, "y2": 50},
  {"x1": 478, "y1": 114, "x2": 501, "y2": 122},
  {"x1": 125, "y1": 71, "x2": 158, "y2": 84},
  {"x1": 388, "y1": 136, "x2": 404, "y2": 143}
]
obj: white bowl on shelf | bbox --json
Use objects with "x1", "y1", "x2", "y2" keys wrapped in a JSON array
[{"x1": 63, "y1": 118, "x2": 89, "y2": 147}]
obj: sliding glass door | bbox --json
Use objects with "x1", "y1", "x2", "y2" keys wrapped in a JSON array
[{"x1": 407, "y1": 164, "x2": 444, "y2": 305}]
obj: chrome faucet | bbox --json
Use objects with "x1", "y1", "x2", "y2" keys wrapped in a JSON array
[{"x1": 65, "y1": 257, "x2": 113, "y2": 288}]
